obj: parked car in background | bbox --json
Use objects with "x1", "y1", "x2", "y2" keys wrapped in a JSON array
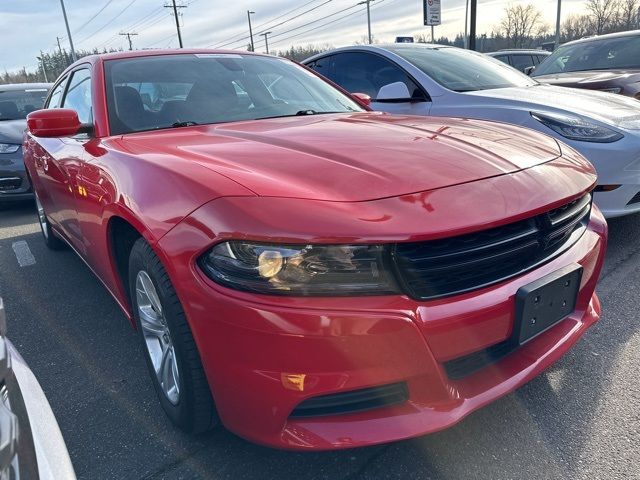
[
  {"x1": 0, "y1": 296, "x2": 75, "y2": 479},
  {"x1": 0, "y1": 83, "x2": 50, "y2": 205},
  {"x1": 487, "y1": 49, "x2": 551, "y2": 73},
  {"x1": 304, "y1": 44, "x2": 640, "y2": 217},
  {"x1": 24, "y1": 50, "x2": 607, "y2": 450},
  {"x1": 531, "y1": 30, "x2": 640, "y2": 98}
]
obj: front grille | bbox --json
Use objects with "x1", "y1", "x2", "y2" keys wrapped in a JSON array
[
  {"x1": 627, "y1": 191, "x2": 640, "y2": 206},
  {"x1": 289, "y1": 382, "x2": 409, "y2": 418},
  {"x1": 393, "y1": 194, "x2": 592, "y2": 300},
  {"x1": 0, "y1": 177, "x2": 22, "y2": 192}
]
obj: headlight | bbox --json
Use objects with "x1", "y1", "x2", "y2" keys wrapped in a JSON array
[
  {"x1": 531, "y1": 111, "x2": 623, "y2": 143},
  {"x1": 199, "y1": 241, "x2": 400, "y2": 296},
  {"x1": 0, "y1": 144, "x2": 20, "y2": 154},
  {"x1": 598, "y1": 87, "x2": 622, "y2": 94}
]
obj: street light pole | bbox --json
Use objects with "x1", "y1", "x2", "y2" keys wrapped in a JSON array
[
  {"x1": 58, "y1": 0, "x2": 77, "y2": 62},
  {"x1": 260, "y1": 31, "x2": 272, "y2": 54},
  {"x1": 247, "y1": 10, "x2": 255, "y2": 52},
  {"x1": 468, "y1": 0, "x2": 477, "y2": 50},
  {"x1": 464, "y1": 0, "x2": 469, "y2": 48},
  {"x1": 554, "y1": 0, "x2": 562, "y2": 50}
]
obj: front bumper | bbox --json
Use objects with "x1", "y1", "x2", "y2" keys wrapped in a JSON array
[
  {"x1": 158, "y1": 205, "x2": 607, "y2": 450},
  {"x1": 559, "y1": 137, "x2": 640, "y2": 218},
  {"x1": 0, "y1": 147, "x2": 33, "y2": 203}
]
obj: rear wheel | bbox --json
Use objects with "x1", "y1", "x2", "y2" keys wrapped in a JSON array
[
  {"x1": 34, "y1": 190, "x2": 65, "y2": 250},
  {"x1": 129, "y1": 238, "x2": 218, "y2": 433}
]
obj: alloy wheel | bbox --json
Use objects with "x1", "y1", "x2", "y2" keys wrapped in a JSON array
[
  {"x1": 34, "y1": 191, "x2": 48, "y2": 240},
  {"x1": 136, "y1": 270, "x2": 180, "y2": 405}
]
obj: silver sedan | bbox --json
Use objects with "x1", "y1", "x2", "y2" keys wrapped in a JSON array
[{"x1": 304, "y1": 44, "x2": 640, "y2": 218}]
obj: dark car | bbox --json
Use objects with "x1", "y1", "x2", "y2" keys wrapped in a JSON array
[
  {"x1": 531, "y1": 30, "x2": 640, "y2": 98},
  {"x1": 0, "y1": 83, "x2": 50, "y2": 205},
  {"x1": 487, "y1": 49, "x2": 551, "y2": 73}
]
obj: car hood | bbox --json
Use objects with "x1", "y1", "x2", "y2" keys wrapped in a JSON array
[
  {"x1": 119, "y1": 113, "x2": 562, "y2": 202},
  {"x1": 465, "y1": 84, "x2": 640, "y2": 130},
  {"x1": 533, "y1": 69, "x2": 640, "y2": 86},
  {"x1": 0, "y1": 119, "x2": 26, "y2": 144}
]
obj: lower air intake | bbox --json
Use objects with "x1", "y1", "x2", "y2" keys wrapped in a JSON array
[{"x1": 290, "y1": 382, "x2": 409, "y2": 418}]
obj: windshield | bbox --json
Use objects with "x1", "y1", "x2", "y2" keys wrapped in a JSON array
[
  {"x1": 533, "y1": 35, "x2": 640, "y2": 76},
  {"x1": 104, "y1": 54, "x2": 364, "y2": 135},
  {"x1": 0, "y1": 88, "x2": 48, "y2": 120},
  {"x1": 387, "y1": 46, "x2": 536, "y2": 92}
]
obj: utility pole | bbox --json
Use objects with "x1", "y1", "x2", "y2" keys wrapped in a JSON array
[
  {"x1": 164, "y1": 0, "x2": 186, "y2": 48},
  {"x1": 358, "y1": 0, "x2": 374, "y2": 44},
  {"x1": 554, "y1": 0, "x2": 562, "y2": 50},
  {"x1": 260, "y1": 31, "x2": 272, "y2": 54},
  {"x1": 119, "y1": 32, "x2": 138, "y2": 50},
  {"x1": 247, "y1": 11, "x2": 255, "y2": 52},
  {"x1": 56, "y1": 36, "x2": 64, "y2": 55},
  {"x1": 468, "y1": 0, "x2": 477, "y2": 51},
  {"x1": 58, "y1": 0, "x2": 77, "y2": 61}
]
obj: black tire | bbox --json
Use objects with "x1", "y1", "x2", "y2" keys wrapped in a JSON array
[
  {"x1": 34, "y1": 191, "x2": 66, "y2": 251},
  {"x1": 128, "y1": 237, "x2": 218, "y2": 433}
]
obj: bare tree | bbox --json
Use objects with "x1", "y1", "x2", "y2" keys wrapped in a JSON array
[
  {"x1": 561, "y1": 14, "x2": 595, "y2": 41},
  {"x1": 586, "y1": 0, "x2": 621, "y2": 34},
  {"x1": 617, "y1": 0, "x2": 640, "y2": 28},
  {"x1": 498, "y1": 4, "x2": 549, "y2": 48}
]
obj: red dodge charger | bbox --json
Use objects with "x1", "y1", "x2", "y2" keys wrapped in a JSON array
[{"x1": 23, "y1": 50, "x2": 607, "y2": 450}]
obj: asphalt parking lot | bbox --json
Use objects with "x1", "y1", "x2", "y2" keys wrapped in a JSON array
[{"x1": 0, "y1": 201, "x2": 639, "y2": 480}]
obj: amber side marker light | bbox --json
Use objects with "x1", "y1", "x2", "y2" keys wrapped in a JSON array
[{"x1": 281, "y1": 373, "x2": 306, "y2": 392}]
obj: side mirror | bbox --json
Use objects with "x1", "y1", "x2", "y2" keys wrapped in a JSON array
[
  {"x1": 376, "y1": 82, "x2": 427, "y2": 103},
  {"x1": 351, "y1": 92, "x2": 372, "y2": 107},
  {"x1": 524, "y1": 65, "x2": 536, "y2": 76},
  {"x1": 27, "y1": 109, "x2": 82, "y2": 138}
]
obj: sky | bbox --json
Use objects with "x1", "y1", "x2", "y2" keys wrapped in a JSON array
[{"x1": 1, "y1": 0, "x2": 588, "y2": 73}]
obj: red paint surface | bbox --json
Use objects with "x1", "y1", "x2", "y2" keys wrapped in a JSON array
[{"x1": 23, "y1": 51, "x2": 606, "y2": 450}]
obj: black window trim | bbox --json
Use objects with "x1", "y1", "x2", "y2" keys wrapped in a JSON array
[
  {"x1": 308, "y1": 50, "x2": 431, "y2": 103},
  {"x1": 60, "y1": 64, "x2": 95, "y2": 137}
]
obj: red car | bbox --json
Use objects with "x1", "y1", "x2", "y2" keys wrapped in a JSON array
[{"x1": 23, "y1": 50, "x2": 607, "y2": 450}]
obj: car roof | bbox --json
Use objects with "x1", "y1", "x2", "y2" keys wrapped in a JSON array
[
  {"x1": 69, "y1": 49, "x2": 271, "y2": 66},
  {"x1": 563, "y1": 29, "x2": 640, "y2": 47},
  {"x1": 0, "y1": 83, "x2": 52, "y2": 91},
  {"x1": 487, "y1": 50, "x2": 550, "y2": 55},
  {"x1": 303, "y1": 43, "x2": 452, "y2": 63}
]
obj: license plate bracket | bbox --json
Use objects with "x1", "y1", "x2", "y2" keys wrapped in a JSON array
[{"x1": 514, "y1": 264, "x2": 583, "y2": 345}]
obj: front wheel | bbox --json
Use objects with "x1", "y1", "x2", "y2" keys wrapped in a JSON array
[
  {"x1": 34, "y1": 190, "x2": 65, "y2": 250},
  {"x1": 129, "y1": 238, "x2": 218, "y2": 433}
]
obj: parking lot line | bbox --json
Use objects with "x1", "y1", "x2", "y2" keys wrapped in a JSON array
[{"x1": 12, "y1": 240, "x2": 36, "y2": 267}]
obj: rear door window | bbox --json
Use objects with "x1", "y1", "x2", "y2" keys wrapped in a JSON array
[{"x1": 510, "y1": 54, "x2": 535, "y2": 72}]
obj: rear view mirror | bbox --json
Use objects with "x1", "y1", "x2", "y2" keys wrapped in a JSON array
[
  {"x1": 351, "y1": 92, "x2": 372, "y2": 107},
  {"x1": 27, "y1": 109, "x2": 82, "y2": 138},
  {"x1": 524, "y1": 66, "x2": 536, "y2": 76}
]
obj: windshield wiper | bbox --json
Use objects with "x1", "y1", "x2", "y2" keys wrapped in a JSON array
[{"x1": 172, "y1": 121, "x2": 198, "y2": 127}]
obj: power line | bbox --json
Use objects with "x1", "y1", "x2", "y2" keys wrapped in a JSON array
[
  {"x1": 73, "y1": 0, "x2": 117, "y2": 35},
  {"x1": 229, "y1": 1, "x2": 363, "y2": 51},
  {"x1": 211, "y1": 0, "x2": 334, "y2": 48},
  {"x1": 76, "y1": 0, "x2": 140, "y2": 45},
  {"x1": 267, "y1": 0, "x2": 392, "y2": 50},
  {"x1": 207, "y1": 0, "x2": 321, "y2": 48}
]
